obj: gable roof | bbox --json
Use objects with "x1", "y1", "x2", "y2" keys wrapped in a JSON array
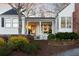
[
  {"x1": 57, "y1": 4, "x2": 70, "y2": 14},
  {"x1": 1, "y1": 9, "x2": 18, "y2": 15}
]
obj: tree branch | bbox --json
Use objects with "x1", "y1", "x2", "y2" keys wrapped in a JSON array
[{"x1": 8, "y1": 3, "x2": 16, "y2": 10}]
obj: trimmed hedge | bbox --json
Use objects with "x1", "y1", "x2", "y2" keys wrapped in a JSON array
[
  {"x1": 48, "y1": 34, "x2": 56, "y2": 40},
  {"x1": 48, "y1": 32, "x2": 79, "y2": 40}
]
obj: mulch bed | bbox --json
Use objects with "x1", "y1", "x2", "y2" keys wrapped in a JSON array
[
  {"x1": 33, "y1": 40, "x2": 79, "y2": 56},
  {"x1": 10, "y1": 51, "x2": 27, "y2": 56},
  {"x1": 48, "y1": 40, "x2": 79, "y2": 55},
  {"x1": 7, "y1": 40, "x2": 79, "y2": 56},
  {"x1": 9, "y1": 40, "x2": 48, "y2": 56},
  {"x1": 33, "y1": 40, "x2": 49, "y2": 56}
]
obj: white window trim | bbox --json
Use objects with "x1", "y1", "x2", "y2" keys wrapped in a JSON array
[
  {"x1": 4, "y1": 18, "x2": 12, "y2": 28},
  {"x1": 61, "y1": 17, "x2": 66, "y2": 28},
  {"x1": 60, "y1": 17, "x2": 72, "y2": 29},
  {"x1": 69, "y1": 17, "x2": 72, "y2": 28},
  {"x1": 3, "y1": 18, "x2": 18, "y2": 28},
  {"x1": 12, "y1": 18, "x2": 18, "y2": 28},
  {"x1": 41, "y1": 22, "x2": 52, "y2": 34}
]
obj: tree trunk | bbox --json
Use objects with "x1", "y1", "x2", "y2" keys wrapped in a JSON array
[{"x1": 18, "y1": 13, "x2": 22, "y2": 34}]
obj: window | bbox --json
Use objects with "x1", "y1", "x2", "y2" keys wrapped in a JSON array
[
  {"x1": 1, "y1": 18, "x2": 18, "y2": 28},
  {"x1": 61, "y1": 17, "x2": 72, "y2": 29},
  {"x1": 5, "y1": 19, "x2": 11, "y2": 28},
  {"x1": 67, "y1": 17, "x2": 72, "y2": 28},
  {"x1": 13, "y1": 19, "x2": 18, "y2": 28},
  {"x1": 1, "y1": 17, "x2": 4, "y2": 27},
  {"x1": 41, "y1": 22, "x2": 52, "y2": 33},
  {"x1": 61, "y1": 17, "x2": 65, "y2": 28}
]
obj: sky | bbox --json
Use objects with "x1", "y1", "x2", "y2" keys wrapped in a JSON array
[
  {"x1": 0, "y1": 3, "x2": 12, "y2": 14},
  {"x1": 0, "y1": 3, "x2": 57, "y2": 17},
  {"x1": 0, "y1": 3, "x2": 68, "y2": 17}
]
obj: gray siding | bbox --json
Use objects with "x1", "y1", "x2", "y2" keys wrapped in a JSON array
[{"x1": 0, "y1": 15, "x2": 19, "y2": 35}]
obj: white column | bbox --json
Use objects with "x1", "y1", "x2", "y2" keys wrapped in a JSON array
[
  {"x1": 22, "y1": 17, "x2": 25, "y2": 34},
  {"x1": 55, "y1": 18, "x2": 57, "y2": 33},
  {"x1": 52, "y1": 21, "x2": 54, "y2": 34},
  {"x1": 39, "y1": 21, "x2": 41, "y2": 35},
  {"x1": 26, "y1": 21, "x2": 28, "y2": 34},
  {"x1": 39, "y1": 21, "x2": 42, "y2": 39}
]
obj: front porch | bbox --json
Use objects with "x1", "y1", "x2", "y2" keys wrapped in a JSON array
[{"x1": 23, "y1": 18, "x2": 56, "y2": 40}]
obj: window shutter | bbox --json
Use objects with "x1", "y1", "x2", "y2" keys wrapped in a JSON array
[{"x1": 1, "y1": 17, "x2": 4, "y2": 27}]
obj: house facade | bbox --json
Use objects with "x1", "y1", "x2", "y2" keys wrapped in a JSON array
[{"x1": 0, "y1": 3, "x2": 78, "y2": 40}]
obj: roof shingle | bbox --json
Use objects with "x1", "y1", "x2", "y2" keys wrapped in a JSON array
[{"x1": 2, "y1": 9, "x2": 18, "y2": 15}]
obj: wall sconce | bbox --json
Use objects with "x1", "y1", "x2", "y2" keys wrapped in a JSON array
[{"x1": 28, "y1": 25, "x2": 31, "y2": 30}]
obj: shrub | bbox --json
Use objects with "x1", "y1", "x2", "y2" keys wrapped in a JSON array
[
  {"x1": 56, "y1": 32, "x2": 65, "y2": 40},
  {"x1": 0, "y1": 37, "x2": 6, "y2": 47},
  {"x1": 7, "y1": 35, "x2": 29, "y2": 51},
  {"x1": 56, "y1": 32, "x2": 79, "y2": 40},
  {"x1": 21, "y1": 43, "x2": 41, "y2": 55},
  {"x1": 48, "y1": 32, "x2": 79, "y2": 40},
  {"x1": 48, "y1": 34, "x2": 56, "y2": 40},
  {"x1": 69, "y1": 32, "x2": 79, "y2": 40}
]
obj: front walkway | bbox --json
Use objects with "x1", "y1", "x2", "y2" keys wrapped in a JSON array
[{"x1": 56, "y1": 47, "x2": 79, "y2": 56}]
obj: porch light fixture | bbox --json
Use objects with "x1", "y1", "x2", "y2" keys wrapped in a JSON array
[{"x1": 28, "y1": 25, "x2": 31, "y2": 30}]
